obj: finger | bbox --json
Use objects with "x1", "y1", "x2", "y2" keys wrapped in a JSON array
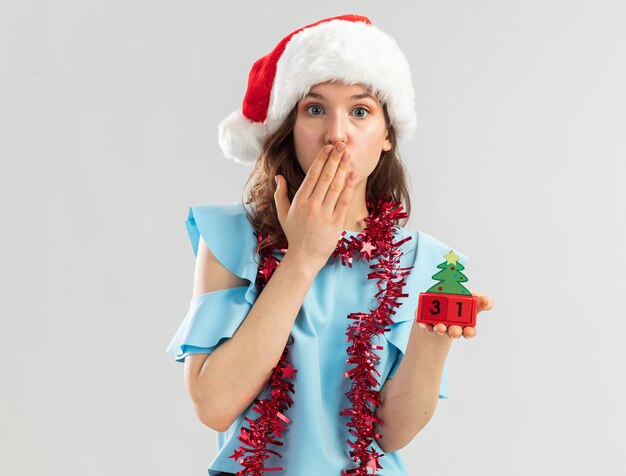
[
  {"x1": 448, "y1": 325, "x2": 463, "y2": 339},
  {"x1": 417, "y1": 322, "x2": 434, "y2": 333},
  {"x1": 273, "y1": 175, "x2": 290, "y2": 224},
  {"x1": 309, "y1": 142, "x2": 346, "y2": 205},
  {"x1": 433, "y1": 323, "x2": 447, "y2": 335},
  {"x1": 474, "y1": 292, "x2": 494, "y2": 313},
  {"x1": 322, "y1": 150, "x2": 351, "y2": 211},
  {"x1": 333, "y1": 165, "x2": 357, "y2": 221},
  {"x1": 463, "y1": 326, "x2": 477, "y2": 339},
  {"x1": 297, "y1": 144, "x2": 334, "y2": 201}
]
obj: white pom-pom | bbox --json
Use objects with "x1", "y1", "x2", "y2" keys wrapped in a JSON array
[{"x1": 218, "y1": 110, "x2": 266, "y2": 166}]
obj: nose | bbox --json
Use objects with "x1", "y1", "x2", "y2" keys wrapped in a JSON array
[{"x1": 325, "y1": 112, "x2": 348, "y2": 145}]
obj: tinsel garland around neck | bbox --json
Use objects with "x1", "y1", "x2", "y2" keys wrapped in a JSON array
[{"x1": 229, "y1": 196, "x2": 414, "y2": 475}]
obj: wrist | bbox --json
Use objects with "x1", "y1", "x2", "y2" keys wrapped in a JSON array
[
  {"x1": 281, "y1": 251, "x2": 324, "y2": 278},
  {"x1": 414, "y1": 324, "x2": 454, "y2": 352}
]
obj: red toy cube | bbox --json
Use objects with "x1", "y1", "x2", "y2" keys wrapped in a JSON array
[
  {"x1": 417, "y1": 292, "x2": 478, "y2": 327},
  {"x1": 417, "y1": 293, "x2": 449, "y2": 322}
]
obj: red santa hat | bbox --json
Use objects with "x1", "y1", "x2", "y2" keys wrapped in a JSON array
[{"x1": 218, "y1": 14, "x2": 417, "y2": 165}]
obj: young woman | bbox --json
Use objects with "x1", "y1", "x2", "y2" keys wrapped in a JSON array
[{"x1": 167, "y1": 14, "x2": 494, "y2": 476}]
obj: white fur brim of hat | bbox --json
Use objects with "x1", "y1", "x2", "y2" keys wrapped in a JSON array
[{"x1": 218, "y1": 19, "x2": 417, "y2": 165}]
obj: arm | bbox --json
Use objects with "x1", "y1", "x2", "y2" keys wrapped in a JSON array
[
  {"x1": 374, "y1": 293, "x2": 491, "y2": 452},
  {"x1": 183, "y1": 141, "x2": 356, "y2": 432},
  {"x1": 373, "y1": 323, "x2": 453, "y2": 453},
  {"x1": 184, "y1": 236, "x2": 321, "y2": 432}
]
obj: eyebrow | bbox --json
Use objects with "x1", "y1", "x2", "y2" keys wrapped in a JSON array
[{"x1": 304, "y1": 91, "x2": 378, "y2": 101}]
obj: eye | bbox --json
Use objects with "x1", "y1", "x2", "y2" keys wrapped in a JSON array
[
  {"x1": 305, "y1": 104, "x2": 324, "y2": 116},
  {"x1": 352, "y1": 107, "x2": 370, "y2": 118}
]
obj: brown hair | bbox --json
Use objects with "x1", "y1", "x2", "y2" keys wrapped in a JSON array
[{"x1": 241, "y1": 98, "x2": 412, "y2": 261}]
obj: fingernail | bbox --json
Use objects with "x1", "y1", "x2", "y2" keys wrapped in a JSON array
[
  {"x1": 324, "y1": 145, "x2": 333, "y2": 154},
  {"x1": 336, "y1": 142, "x2": 345, "y2": 152}
]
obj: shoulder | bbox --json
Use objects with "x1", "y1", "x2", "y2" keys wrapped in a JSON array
[
  {"x1": 186, "y1": 202, "x2": 254, "y2": 250},
  {"x1": 388, "y1": 224, "x2": 469, "y2": 278},
  {"x1": 405, "y1": 228, "x2": 470, "y2": 287},
  {"x1": 415, "y1": 228, "x2": 468, "y2": 264},
  {"x1": 184, "y1": 201, "x2": 258, "y2": 282}
]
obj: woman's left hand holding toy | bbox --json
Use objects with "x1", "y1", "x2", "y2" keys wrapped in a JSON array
[{"x1": 417, "y1": 292, "x2": 494, "y2": 340}]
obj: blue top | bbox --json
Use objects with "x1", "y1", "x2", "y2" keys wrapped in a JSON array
[{"x1": 166, "y1": 201, "x2": 468, "y2": 476}]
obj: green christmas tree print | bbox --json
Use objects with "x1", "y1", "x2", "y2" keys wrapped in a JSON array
[{"x1": 426, "y1": 250, "x2": 471, "y2": 295}]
